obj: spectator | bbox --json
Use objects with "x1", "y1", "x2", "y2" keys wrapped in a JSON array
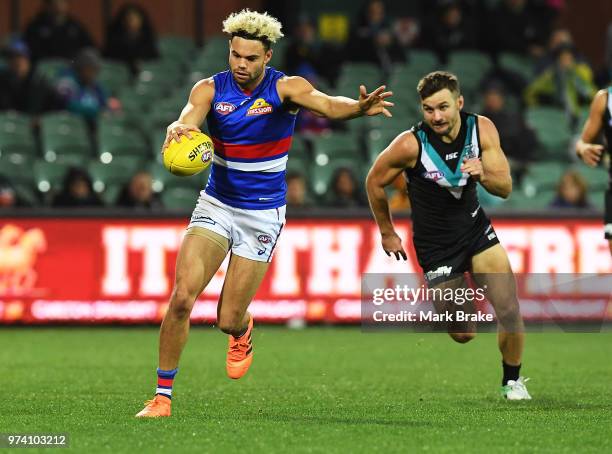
[
  {"x1": 347, "y1": 0, "x2": 405, "y2": 72},
  {"x1": 422, "y1": 1, "x2": 478, "y2": 64},
  {"x1": 52, "y1": 167, "x2": 103, "y2": 207},
  {"x1": 116, "y1": 171, "x2": 162, "y2": 209},
  {"x1": 485, "y1": 0, "x2": 552, "y2": 58},
  {"x1": 524, "y1": 43, "x2": 597, "y2": 125},
  {"x1": 0, "y1": 40, "x2": 63, "y2": 114},
  {"x1": 534, "y1": 28, "x2": 586, "y2": 76},
  {"x1": 24, "y1": 0, "x2": 94, "y2": 61},
  {"x1": 327, "y1": 167, "x2": 367, "y2": 207},
  {"x1": 56, "y1": 48, "x2": 110, "y2": 126},
  {"x1": 550, "y1": 170, "x2": 591, "y2": 209},
  {"x1": 103, "y1": 3, "x2": 159, "y2": 75},
  {"x1": 284, "y1": 18, "x2": 323, "y2": 82},
  {"x1": 481, "y1": 83, "x2": 536, "y2": 182},
  {"x1": 388, "y1": 175, "x2": 410, "y2": 212},
  {"x1": 285, "y1": 172, "x2": 311, "y2": 208},
  {"x1": 0, "y1": 176, "x2": 30, "y2": 208}
]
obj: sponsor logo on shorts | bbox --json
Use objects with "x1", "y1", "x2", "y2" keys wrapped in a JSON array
[
  {"x1": 423, "y1": 170, "x2": 445, "y2": 181},
  {"x1": 487, "y1": 232, "x2": 497, "y2": 241},
  {"x1": 258, "y1": 234, "x2": 273, "y2": 244},
  {"x1": 215, "y1": 102, "x2": 236, "y2": 115},
  {"x1": 425, "y1": 265, "x2": 453, "y2": 281},
  {"x1": 246, "y1": 98, "x2": 273, "y2": 116},
  {"x1": 471, "y1": 205, "x2": 481, "y2": 218},
  {"x1": 604, "y1": 223, "x2": 612, "y2": 235},
  {"x1": 257, "y1": 248, "x2": 267, "y2": 256}
]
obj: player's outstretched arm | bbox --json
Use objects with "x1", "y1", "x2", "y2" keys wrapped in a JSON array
[
  {"x1": 366, "y1": 132, "x2": 418, "y2": 260},
  {"x1": 162, "y1": 78, "x2": 215, "y2": 151},
  {"x1": 463, "y1": 116, "x2": 512, "y2": 199},
  {"x1": 277, "y1": 76, "x2": 393, "y2": 120},
  {"x1": 576, "y1": 89, "x2": 606, "y2": 167}
]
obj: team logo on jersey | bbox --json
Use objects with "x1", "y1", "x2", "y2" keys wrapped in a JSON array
[
  {"x1": 246, "y1": 98, "x2": 273, "y2": 116},
  {"x1": 215, "y1": 102, "x2": 237, "y2": 115},
  {"x1": 423, "y1": 170, "x2": 445, "y2": 181},
  {"x1": 463, "y1": 143, "x2": 477, "y2": 159}
]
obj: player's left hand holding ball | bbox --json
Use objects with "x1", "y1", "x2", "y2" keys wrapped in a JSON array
[
  {"x1": 359, "y1": 85, "x2": 394, "y2": 118},
  {"x1": 460, "y1": 158, "x2": 484, "y2": 182}
]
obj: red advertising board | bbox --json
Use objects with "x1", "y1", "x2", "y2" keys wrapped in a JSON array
[{"x1": 0, "y1": 218, "x2": 610, "y2": 323}]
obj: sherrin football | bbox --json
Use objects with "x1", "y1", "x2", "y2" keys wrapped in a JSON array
[{"x1": 163, "y1": 131, "x2": 214, "y2": 176}]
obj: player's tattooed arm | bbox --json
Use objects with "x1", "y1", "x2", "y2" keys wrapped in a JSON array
[
  {"x1": 163, "y1": 78, "x2": 215, "y2": 151},
  {"x1": 467, "y1": 116, "x2": 512, "y2": 199},
  {"x1": 277, "y1": 76, "x2": 393, "y2": 120},
  {"x1": 366, "y1": 132, "x2": 418, "y2": 261},
  {"x1": 576, "y1": 89, "x2": 606, "y2": 167}
]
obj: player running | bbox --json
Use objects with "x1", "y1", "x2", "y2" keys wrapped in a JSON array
[
  {"x1": 136, "y1": 9, "x2": 393, "y2": 417},
  {"x1": 575, "y1": 87, "x2": 612, "y2": 255},
  {"x1": 366, "y1": 71, "x2": 531, "y2": 400}
]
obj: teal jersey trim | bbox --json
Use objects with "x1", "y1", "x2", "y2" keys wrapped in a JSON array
[{"x1": 417, "y1": 115, "x2": 476, "y2": 187}]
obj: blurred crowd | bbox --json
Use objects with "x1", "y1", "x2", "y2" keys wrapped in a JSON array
[{"x1": 0, "y1": 0, "x2": 609, "y2": 212}]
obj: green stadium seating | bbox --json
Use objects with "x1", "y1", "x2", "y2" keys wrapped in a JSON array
[
  {"x1": 310, "y1": 157, "x2": 367, "y2": 196},
  {"x1": 100, "y1": 183, "x2": 123, "y2": 206},
  {"x1": 35, "y1": 58, "x2": 69, "y2": 82},
  {"x1": 98, "y1": 130, "x2": 148, "y2": 161},
  {"x1": 311, "y1": 133, "x2": 359, "y2": 162},
  {"x1": 139, "y1": 60, "x2": 181, "y2": 87},
  {"x1": 521, "y1": 161, "x2": 566, "y2": 194},
  {"x1": 405, "y1": 49, "x2": 439, "y2": 74},
  {"x1": 366, "y1": 129, "x2": 397, "y2": 163},
  {"x1": 39, "y1": 112, "x2": 90, "y2": 162},
  {"x1": 0, "y1": 111, "x2": 31, "y2": 137},
  {"x1": 163, "y1": 168, "x2": 210, "y2": 192},
  {"x1": 0, "y1": 112, "x2": 37, "y2": 161},
  {"x1": 158, "y1": 35, "x2": 196, "y2": 67},
  {"x1": 589, "y1": 190, "x2": 606, "y2": 208},
  {"x1": 288, "y1": 136, "x2": 310, "y2": 160},
  {"x1": 88, "y1": 156, "x2": 144, "y2": 192},
  {"x1": 161, "y1": 187, "x2": 199, "y2": 210},
  {"x1": 33, "y1": 161, "x2": 70, "y2": 194},
  {"x1": 338, "y1": 63, "x2": 382, "y2": 88},
  {"x1": 525, "y1": 107, "x2": 573, "y2": 159},
  {"x1": 99, "y1": 61, "x2": 131, "y2": 96},
  {"x1": 0, "y1": 159, "x2": 33, "y2": 186},
  {"x1": 574, "y1": 165, "x2": 609, "y2": 191},
  {"x1": 498, "y1": 52, "x2": 535, "y2": 82}
]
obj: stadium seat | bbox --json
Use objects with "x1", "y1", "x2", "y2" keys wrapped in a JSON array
[
  {"x1": 288, "y1": 136, "x2": 310, "y2": 160},
  {"x1": 405, "y1": 49, "x2": 439, "y2": 74},
  {"x1": 33, "y1": 160, "x2": 70, "y2": 194},
  {"x1": 498, "y1": 52, "x2": 535, "y2": 82},
  {"x1": 311, "y1": 133, "x2": 360, "y2": 162},
  {"x1": 589, "y1": 190, "x2": 606, "y2": 208},
  {"x1": 98, "y1": 127, "x2": 148, "y2": 161},
  {"x1": 139, "y1": 60, "x2": 181, "y2": 87},
  {"x1": 366, "y1": 129, "x2": 397, "y2": 163},
  {"x1": 525, "y1": 107, "x2": 573, "y2": 159},
  {"x1": 34, "y1": 58, "x2": 69, "y2": 82},
  {"x1": 200, "y1": 36, "x2": 230, "y2": 59},
  {"x1": 0, "y1": 111, "x2": 37, "y2": 161},
  {"x1": 0, "y1": 111, "x2": 31, "y2": 137},
  {"x1": 88, "y1": 156, "x2": 144, "y2": 192},
  {"x1": 508, "y1": 188, "x2": 555, "y2": 209},
  {"x1": 101, "y1": 183, "x2": 123, "y2": 206},
  {"x1": 40, "y1": 112, "x2": 91, "y2": 162},
  {"x1": 161, "y1": 187, "x2": 199, "y2": 210},
  {"x1": 163, "y1": 168, "x2": 210, "y2": 192},
  {"x1": 0, "y1": 159, "x2": 33, "y2": 186},
  {"x1": 310, "y1": 157, "x2": 367, "y2": 196},
  {"x1": 521, "y1": 161, "x2": 566, "y2": 194},
  {"x1": 158, "y1": 35, "x2": 196, "y2": 67},
  {"x1": 99, "y1": 61, "x2": 131, "y2": 96},
  {"x1": 575, "y1": 165, "x2": 610, "y2": 191},
  {"x1": 338, "y1": 63, "x2": 382, "y2": 89}
]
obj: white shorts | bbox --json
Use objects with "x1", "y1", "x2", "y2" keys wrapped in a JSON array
[{"x1": 187, "y1": 191, "x2": 285, "y2": 262}]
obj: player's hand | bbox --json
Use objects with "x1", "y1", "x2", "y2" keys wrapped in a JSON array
[
  {"x1": 359, "y1": 85, "x2": 394, "y2": 118},
  {"x1": 577, "y1": 143, "x2": 604, "y2": 167},
  {"x1": 460, "y1": 158, "x2": 484, "y2": 181},
  {"x1": 381, "y1": 232, "x2": 407, "y2": 261},
  {"x1": 162, "y1": 121, "x2": 201, "y2": 153}
]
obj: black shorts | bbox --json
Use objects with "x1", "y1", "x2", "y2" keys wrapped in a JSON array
[
  {"x1": 418, "y1": 220, "x2": 500, "y2": 286},
  {"x1": 605, "y1": 190, "x2": 612, "y2": 240}
]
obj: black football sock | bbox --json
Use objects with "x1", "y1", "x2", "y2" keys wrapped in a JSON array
[{"x1": 502, "y1": 361, "x2": 521, "y2": 386}]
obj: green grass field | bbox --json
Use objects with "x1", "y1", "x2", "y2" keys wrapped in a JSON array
[{"x1": 2, "y1": 327, "x2": 611, "y2": 453}]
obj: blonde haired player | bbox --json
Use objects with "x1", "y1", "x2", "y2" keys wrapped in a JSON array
[{"x1": 136, "y1": 9, "x2": 394, "y2": 417}]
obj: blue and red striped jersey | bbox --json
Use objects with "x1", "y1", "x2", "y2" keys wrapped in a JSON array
[{"x1": 204, "y1": 67, "x2": 297, "y2": 209}]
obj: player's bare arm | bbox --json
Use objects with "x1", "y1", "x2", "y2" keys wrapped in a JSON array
[
  {"x1": 162, "y1": 78, "x2": 215, "y2": 150},
  {"x1": 366, "y1": 132, "x2": 419, "y2": 260},
  {"x1": 277, "y1": 76, "x2": 394, "y2": 120},
  {"x1": 461, "y1": 116, "x2": 512, "y2": 199},
  {"x1": 576, "y1": 88, "x2": 606, "y2": 167}
]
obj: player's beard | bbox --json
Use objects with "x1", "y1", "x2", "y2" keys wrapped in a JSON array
[{"x1": 233, "y1": 64, "x2": 264, "y2": 87}]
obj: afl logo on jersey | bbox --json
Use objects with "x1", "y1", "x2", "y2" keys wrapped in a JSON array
[
  {"x1": 247, "y1": 98, "x2": 273, "y2": 116},
  {"x1": 423, "y1": 170, "x2": 445, "y2": 181},
  {"x1": 215, "y1": 102, "x2": 236, "y2": 115}
]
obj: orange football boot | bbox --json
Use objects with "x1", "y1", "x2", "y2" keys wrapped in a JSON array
[
  {"x1": 135, "y1": 395, "x2": 172, "y2": 418},
  {"x1": 226, "y1": 315, "x2": 254, "y2": 379}
]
